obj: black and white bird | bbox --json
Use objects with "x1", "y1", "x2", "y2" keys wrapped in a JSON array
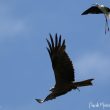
[{"x1": 81, "y1": 4, "x2": 110, "y2": 34}]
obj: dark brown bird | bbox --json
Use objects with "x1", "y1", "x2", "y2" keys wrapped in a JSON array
[
  {"x1": 35, "y1": 34, "x2": 94, "y2": 103},
  {"x1": 81, "y1": 4, "x2": 110, "y2": 34}
]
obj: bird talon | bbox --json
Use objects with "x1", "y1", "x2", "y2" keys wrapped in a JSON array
[{"x1": 76, "y1": 87, "x2": 80, "y2": 91}]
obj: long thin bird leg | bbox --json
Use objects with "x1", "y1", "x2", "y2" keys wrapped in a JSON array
[
  {"x1": 106, "y1": 18, "x2": 110, "y2": 32},
  {"x1": 105, "y1": 16, "x2": 107, "y2": 34},
  {"x1": 104, "y1": 15, "x2": 109, "y2": 34}
]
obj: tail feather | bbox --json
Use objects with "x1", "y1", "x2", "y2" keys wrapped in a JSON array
[{"x1": 74, "y1": 79, "x2": 94, "y2": 87}]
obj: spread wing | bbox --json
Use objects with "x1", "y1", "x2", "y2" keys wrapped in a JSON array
[
  {"x1": 35, "y1": 90, "x2": 68, "y2": 103},
  {"x1": 81, "y1": 6, "x2": 103, "y2": 15},
  {"x1": 46, "y1": 34, "x2": 75, "y2": 86}
]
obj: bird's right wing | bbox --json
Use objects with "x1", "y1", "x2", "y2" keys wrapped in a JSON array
[
  {"x1": 81, "y1": 6, "x2": 102, "y2": 15},
  {"x1": 46, "y1": 34, "x2": 75, "y2": 86}
]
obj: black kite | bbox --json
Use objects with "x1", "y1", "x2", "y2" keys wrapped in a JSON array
[{"x1": 35, "y1": 34, "x2": 94, "y2": 103}]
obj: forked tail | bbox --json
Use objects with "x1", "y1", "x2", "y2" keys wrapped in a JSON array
[{"x1": 74, "y1": 79, "x2": 94, "y2": 87}]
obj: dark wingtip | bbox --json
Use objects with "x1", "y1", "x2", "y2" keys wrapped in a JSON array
[
  {"x1": 55, "y1": 33, "x2": 58, "y2": 47},
  {"x1": 89, "y1": 79, "x2": 94, "y2": 85},
  {"x1": 90, "y1": 79, "x2": 94, "y2": 81},
  {"x1": 62, "y1": 39, "x2": 66, "y2": 49},
  {"x1": 58, "y1": 35, "x2": 61, "y2": 47},
  {"x1": 46, "y1": 38, "x2": 52, "y2": 51},
  {"x1": 35, "y1": 99, "x2": 44, "y2": 103},
  {"x1": 81, "y1": 12, "x2": 86, "y2": 15},
  {"x1": 49, "y1": 34, "x2": 54, "y2": 48},
  {"x1": 49, "y1": 33, "x2": 52, "y2": 37}
]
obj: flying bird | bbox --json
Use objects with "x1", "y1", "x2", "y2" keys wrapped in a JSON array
[
  {"x1": 35, "y1": 34, "x2": 94, "y2": 103},
  {"x1": 81, "y1": 4, "x2": 110, "y2": 34}
]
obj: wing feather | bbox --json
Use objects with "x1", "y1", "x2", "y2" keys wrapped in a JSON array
[
  {"x1": 55, "y1": 34, "x2": 58, "y2": 47},
  {"x1": 81, "y1": 6, "x2": 103, "y2": 15},
  {"x1": 46, "y1": 47, "x2": 51, "y2": 59},
  {"x1": 58, "y1": 35, "x2": 61, "y2": 48},
  {"x1": 49, "y1": 34, "x2": 54, "y2": 49},
  {"x1": 46, "y1": 39, "x2": 52, "y2": 52}
]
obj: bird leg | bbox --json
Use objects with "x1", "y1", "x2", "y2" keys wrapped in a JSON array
[
  {"x1": 76, "y1": 87, "x2": 80, "y2": 91},
  {"x1": 104, "y1": 15, "x2": 109, "y2": 34}
]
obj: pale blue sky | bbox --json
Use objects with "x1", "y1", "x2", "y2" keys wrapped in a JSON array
[{"x1": 0, "y1": 0, "x2": 110, "y2": 110}]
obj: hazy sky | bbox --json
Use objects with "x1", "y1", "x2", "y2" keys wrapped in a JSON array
[{"x1": 0, "y1": 0, "x2": 110, "y2": 110}]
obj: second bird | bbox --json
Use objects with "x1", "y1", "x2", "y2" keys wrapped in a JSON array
[{"x1": 81, "y1": 4, "x2": 110, "y2": 34}]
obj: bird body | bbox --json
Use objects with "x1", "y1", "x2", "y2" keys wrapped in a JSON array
[
  {"x1": 35, "y1": 34, "x2": 94, "y2": 103},
  {"x1": 97, "y1": 5, "x2": 110, "y2": 18}
]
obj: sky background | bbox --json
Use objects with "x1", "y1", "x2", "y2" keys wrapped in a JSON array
[{"x1": 0, "y1": 0, "x2": 110, "y2": 110}]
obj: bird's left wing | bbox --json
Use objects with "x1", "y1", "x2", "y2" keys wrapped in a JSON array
[
  {"x1": 35, "y1": 89, "x2": 68, "y2": 103},
  {"x1": 81, "y1": 6, "x2": 102, "y2": 15}
]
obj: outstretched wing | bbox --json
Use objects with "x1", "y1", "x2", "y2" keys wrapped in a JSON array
[
  {"x1": 46, "y1": 34, "x2": 75, "y2": 86},
  {"x1": 35, "y1": 88, "x2": 68, "y2": 103},
  {"x1": 81, "y1": 6, "x2": 103, "y2": 15}
]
